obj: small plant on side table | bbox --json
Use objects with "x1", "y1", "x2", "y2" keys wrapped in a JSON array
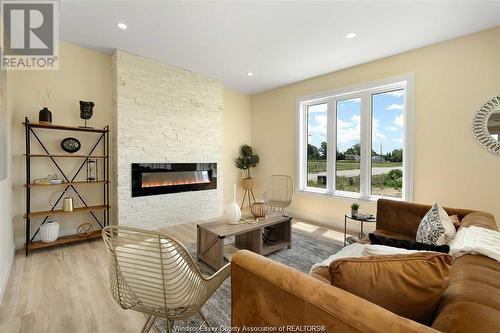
[{"x1": 351, "y1": 202, "x2": 360, "y2": 217}]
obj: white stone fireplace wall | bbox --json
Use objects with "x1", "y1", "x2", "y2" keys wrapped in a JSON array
[{"x1": 113, "y1": 50, "x2": 223, "y2": 228}]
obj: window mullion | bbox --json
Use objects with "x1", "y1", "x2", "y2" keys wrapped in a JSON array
[
  {"x1": 304, "y1": 104, "x2": 309, "y2": 190},
  {"x1": 359, "y1": 92, "x2": 371, "y2": 198},
  {"x1": 403, "y1": 79, "x2": 414, "y2": 201},
  {"x1": 300, "y1": 103, "x2": 308, "y2": 191},
  {"x1": 297, "y1": 104, "x2": 307, "y2": 190},
  {"x1": 327, "y1": 98, "x2": 336, "y2": 193}
]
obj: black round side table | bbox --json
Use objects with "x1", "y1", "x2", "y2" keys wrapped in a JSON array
[{"x1": 344, "y1": 213, "x2": 376, "y2": 246}]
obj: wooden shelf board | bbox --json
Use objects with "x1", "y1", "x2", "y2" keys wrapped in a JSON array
[
  {"x1": 25, "y1": 180, "x2": 109, "y2": 188},
  {"x1": 27, "y1": 230, "x2": 102, "y2": 250},
  {"x1": 261, "y1": 240, "x2": 289, "y2": 256},
  {"x1": 24, "y1": 154, "x2": 107, "y2": 158},
  {"x1": 25, "y1": 205, "x2": 109, "y2": 219},
  {"x1": 23, "y1": 122, "x2": 108, "y2": 133}
]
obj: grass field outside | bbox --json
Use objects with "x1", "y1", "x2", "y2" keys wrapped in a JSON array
[
  {"x1": 307, "y1": 174, "x2": 402, "y2": 198},
  {"x1": 307, "y1": 160, "x2": 403, "y2": 197},
  {"x1": 307, "y1": 160, "x2": 402, "y2": 173}
]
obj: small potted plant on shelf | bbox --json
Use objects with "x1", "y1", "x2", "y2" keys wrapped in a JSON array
[
  {"x1": 235, "y1": 144, "x2": 259, "y2": 192},
  {"x1": 351, "y1": 202, "x2": 360, "y2": 217}
]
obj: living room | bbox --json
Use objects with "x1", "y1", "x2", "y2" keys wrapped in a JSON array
[{"x1": 0, "y1": 1, "x2": 499, "y2": 333}]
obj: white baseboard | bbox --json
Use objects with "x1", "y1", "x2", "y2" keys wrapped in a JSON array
[
  {"x1": 0, "y1": 242, "x2": 15, "y2": 304},
  {"x1": 14, "y1": 237, "x2": 23, "y2": 250}
]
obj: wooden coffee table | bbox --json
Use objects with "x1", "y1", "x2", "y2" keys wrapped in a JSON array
[{"x1": 197, "y1": 213, "x2": 292, "y2": 270}]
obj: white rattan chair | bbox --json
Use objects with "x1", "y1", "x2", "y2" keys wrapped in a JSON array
[
  {"x1": 262, "y1": 175, "x2": 294, "y2": 216},
  {"x1": 102, "y1": 226, "x2": 230, "y2": 333}
]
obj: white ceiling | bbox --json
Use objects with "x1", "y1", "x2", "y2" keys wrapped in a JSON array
[{"x1": 60, "y1": 1, "x2": 500, "y2": 94}]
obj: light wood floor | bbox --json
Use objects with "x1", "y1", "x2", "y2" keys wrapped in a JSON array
[{"x1": 0, "y1": 219, "x2": 343, "y2": 333}]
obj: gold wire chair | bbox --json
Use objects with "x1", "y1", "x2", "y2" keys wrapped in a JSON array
[
  {"x1": 102, "y1": 226, "x2": 230, "y2": 333},
  {"x1": 262, "y1": 175, "x2": 294, "y2": 216}
]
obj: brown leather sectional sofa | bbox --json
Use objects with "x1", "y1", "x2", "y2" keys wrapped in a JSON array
[{"x1": 231, "y1": 199, "x2": 500, "y2": 332}]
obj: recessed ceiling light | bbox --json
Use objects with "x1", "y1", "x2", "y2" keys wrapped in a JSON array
[
  {"x1": 117, "y1": 22, "x2": 128, "y2": 30},
  {"x1": 247, "y1": 72, "x2": 254, "y2": 77},
  {"x1": 346, "y1": 32, "x2": 357, "y2": 39}
]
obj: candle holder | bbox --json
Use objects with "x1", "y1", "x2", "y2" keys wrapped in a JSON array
[{"x1": 87, "y1": 159, "x2": 98, "y2": 182}]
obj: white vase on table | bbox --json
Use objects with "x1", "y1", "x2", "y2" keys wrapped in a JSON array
[{"x1": 225, "y1": 183, "x2": 241, "y2": 224}]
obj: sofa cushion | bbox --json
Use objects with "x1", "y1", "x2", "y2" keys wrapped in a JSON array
[
  {"x1": 329, "y1": 252, "x2": 452, "y2": 325},
  {"x1": 460, "y1": 211, "x2": 498, "y2": 231},
  {"x1": 309, "y1": 266, "x2": 331, "y2": 284},
  {"x1": 369, "y1": 233, "x2": 450, "y2": 253},
  {"x1": 416, "y1": 203, "x2": 456, "y2": 245},
  {"x1": 432, "y1": 254, "x2": 500, "y2": 332},
  {"x1": 422, "y1": 210, "x2": 500, "y2": 331}
]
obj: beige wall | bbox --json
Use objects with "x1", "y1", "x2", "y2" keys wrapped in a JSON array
[
  {"x1": 9, "y1": 42, "x2": 252, "y2": 247},
  {"x1": 223, "y1": 89, "x2": 252, "y2": 207},
  {"x1": 251, "y1": 26, "x2": 500, "y2": 231},
  {"x1": 0, "y1": 70, "x2": 14, "y2": 301},
  {"x1": 10, "y1": 42, "x2": 113, "y2": 247}
]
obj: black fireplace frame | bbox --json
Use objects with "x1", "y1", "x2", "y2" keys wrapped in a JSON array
[{"x1": 131, "y1": 163, "x2": 217, "y2": 197}]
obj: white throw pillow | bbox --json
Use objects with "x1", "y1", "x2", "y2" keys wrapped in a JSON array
[{"x1": 416, "y1": 203, "x2": 456, "y2": 245}]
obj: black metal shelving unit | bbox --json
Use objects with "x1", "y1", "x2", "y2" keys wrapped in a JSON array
[{"x1": 23, "y1": 117, "x2": 110, "y2": 256}]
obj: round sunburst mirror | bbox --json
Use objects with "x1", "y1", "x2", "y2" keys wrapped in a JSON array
[{"x1": 472, "y1": 95, "x2": 500, "y2": 155}]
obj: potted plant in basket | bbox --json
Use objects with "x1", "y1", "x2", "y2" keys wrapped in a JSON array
[
  {"x1": 235, "y1": 144, "x2": 259, "y2": 192},
  {"x1": 351, "y1": 202, "x2": 360, "y2": 217}
]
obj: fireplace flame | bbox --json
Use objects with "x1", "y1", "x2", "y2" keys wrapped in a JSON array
[{"x1": 141, "y1": 171, "x2": 210, "y2": 188}]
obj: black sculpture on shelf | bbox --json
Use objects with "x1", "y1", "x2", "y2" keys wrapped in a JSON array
[{"x1": 79, "y1": 101, "x2": 95, "y2": 128}]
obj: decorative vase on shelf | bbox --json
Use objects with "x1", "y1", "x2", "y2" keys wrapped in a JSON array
[
  {"x1": 225, "y1": 183, "x2": 241, "y2": 224},
  {"x1": 62, "y1": 197, "x2": 74, "y2": 212},
  {"x1": 40, "y1": 220, "x2": 59, "y2": 243},
  {"x1": 38, "y1": 107, "x2": 52, "y2": 125},
  {"x1": 351, "y1": 209, "x2": 358, "y2": 217}
]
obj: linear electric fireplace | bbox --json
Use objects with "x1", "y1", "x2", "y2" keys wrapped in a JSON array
[{"x1": 132, "y1": 163, "x2": 217, "y2": 197}]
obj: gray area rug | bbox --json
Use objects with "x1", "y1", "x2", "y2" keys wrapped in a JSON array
[{"x1": 154, "y1": 231, "x2": 342, "y2": 332}]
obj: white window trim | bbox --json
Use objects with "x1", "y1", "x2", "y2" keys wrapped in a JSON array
[{"x1": 296, "y1": 74, "x2": 414, "y2": 202}]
